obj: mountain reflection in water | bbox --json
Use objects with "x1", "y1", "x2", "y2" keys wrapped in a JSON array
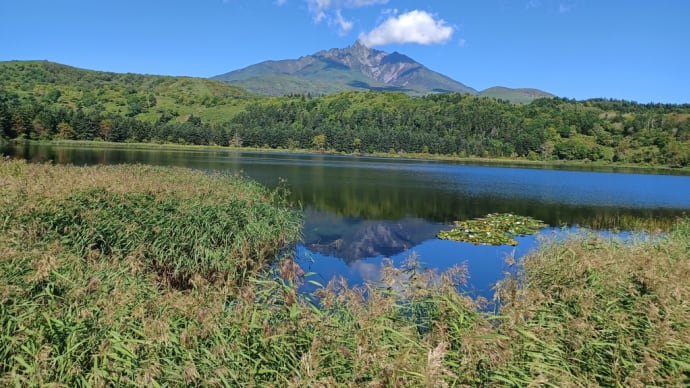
[
  {"x1": 303, "y1": 207, "x2": 442, "y2": 263},
  {"x1": 297, "y1": 206, "x2": 549, "y2": 299},
  {"x1": 4, "y1": 143, "x2": 690, "y2": 300}
]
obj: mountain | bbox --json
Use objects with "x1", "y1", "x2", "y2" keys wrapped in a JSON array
[
  {"x1": 479, "y1": 86, "x2": 555, "y2": 104},
  {"x1": 212, "y1": 41, "x2": 478, "y2": 96}
]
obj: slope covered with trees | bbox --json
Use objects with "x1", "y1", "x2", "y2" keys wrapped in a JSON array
[
  {"x1": 0, "y1": 60, "x2": 253, "y2": 145},
  {"x1": 2, "y1": 60, "x2": 690, "y2": 168}
]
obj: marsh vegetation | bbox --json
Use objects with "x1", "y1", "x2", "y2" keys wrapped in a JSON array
[
  {"x1": 1, "y1": 159, "x2": 689, "y2": 386},
  {"x1": 5, "y1": 142, "x2": 690, "y2": 297}
]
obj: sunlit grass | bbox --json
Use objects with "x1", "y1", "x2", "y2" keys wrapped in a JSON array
[
  {"x1": 1, "y1": 158, "x2": 689, "y2": 386},
  {"x1": 493, "y1": 220, "x2": 690, "y2": 386}
]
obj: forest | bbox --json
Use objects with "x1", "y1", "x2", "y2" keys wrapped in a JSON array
[{"x1": 2, "y1": 60, "x2": 690, "y2": 167}]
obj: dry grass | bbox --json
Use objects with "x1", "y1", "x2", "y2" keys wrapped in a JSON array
[
  {"x1": 494, "y1": 223, "x2": 690, "y2": 386},
  {"x1": 0, "y1": 156, "x2": 268, "y2": 201},
  {"x1": 1, "y1": 158, "x2": 689, "y2": 386}
]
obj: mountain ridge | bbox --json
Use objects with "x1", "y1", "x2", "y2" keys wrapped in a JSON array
[
  {"x1": 1, "y1": 55, "x2": 554, "y2": 107},
  {"x1": 212, "y1": 41, "x2": 479, "y2": 96},
  {"x1": 212, "y1": 42, "x2": 553, "y2": 102}
]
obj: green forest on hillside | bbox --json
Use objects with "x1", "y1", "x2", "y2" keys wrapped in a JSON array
[{"x1": 2, "y1": 60, "x2": 690, "y2": 167}]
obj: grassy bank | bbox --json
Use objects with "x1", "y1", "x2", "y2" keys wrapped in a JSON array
[
  {"x1": 1, "y1": 159, "x2": 689, "y2": 386},
  {"x1": 7, "y1": 139, "x2": 690, "y2": 176}
]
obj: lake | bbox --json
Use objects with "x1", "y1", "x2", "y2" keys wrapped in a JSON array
[{"x1": 4, "y1": 142, "x2": 690, "y2": 300}]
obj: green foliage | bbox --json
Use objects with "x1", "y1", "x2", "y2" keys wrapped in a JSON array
[
  {"x1": 0, "y1": 60, "x2": 252, "y2": 141},
  {"x1": 1, "y1": 159, "x2": 689, "y2": 385},
  {"x1": 25, "y1": 188, "x2": 300, "y2": 286},
  {"x1": 0, "y1": 160, "x2": 301, "y2": 288},
  {"x1": 311, "y1": 133, "x2": 327, "y2": 151},
  {"x1": 554, "y1": 134, "x2": 613, "y2": 161},
  {"x1": 493, "y1": 220, "x2": 690, "y2": 386},
  {"x1": 2, "y1": 60, "x2": 690, "y2": 168},
  {"x1": 438, "y1": 213, "x2": 547, "y2": 245}
]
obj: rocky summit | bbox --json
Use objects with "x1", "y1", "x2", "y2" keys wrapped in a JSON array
[{"x1": 211, "y1": 41, "x2": 477, "y2": 96}]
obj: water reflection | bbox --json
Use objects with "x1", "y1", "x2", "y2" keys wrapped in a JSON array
[
  {"x1": 4, "y1": 142, "x2": 690, "y2": 299},
  {"x1": 302, "y1": 207, "x2": 442, "y2": 263},
  {"x1": 297, "y1": 229, "x2": 547, "y2": 299}
]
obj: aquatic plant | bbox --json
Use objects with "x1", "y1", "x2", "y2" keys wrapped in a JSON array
[
  {"x1": 582, "y1": 212, "x2": 681, "y2": 232},
  {"x1": 437, "y1": 213, "x2": 547, "y2": 245}
]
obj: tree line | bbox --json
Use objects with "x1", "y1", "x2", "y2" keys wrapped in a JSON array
[{"x1": 2, "y1": 85, "x2": 690, "y2": 167}]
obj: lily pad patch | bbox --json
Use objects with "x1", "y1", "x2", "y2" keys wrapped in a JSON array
[{"x1": 437, "y1": 213, "x2": 547, "y2": 246}]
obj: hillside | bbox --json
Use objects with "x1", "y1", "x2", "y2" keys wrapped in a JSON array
[
  {"x1": 2, "y1": 60, "x2": 689, "y2": 169},
  {"x1": 0, "y1": 60, "x2": 253, "y2": 124},
  {"x1": 212, "y1": 42, "x2": 478, "y2": 96},
  {"x1": 479, "y1": 86, "x2": 555, "y2": 104}
]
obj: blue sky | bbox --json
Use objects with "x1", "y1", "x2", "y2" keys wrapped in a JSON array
[{"x1": 1, "y1": 0, "x2": 688, "y2": 103}]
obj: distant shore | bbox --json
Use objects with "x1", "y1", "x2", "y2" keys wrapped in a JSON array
[{"x1": 7, "y1": 138, "x2": 690, "y2": 176}]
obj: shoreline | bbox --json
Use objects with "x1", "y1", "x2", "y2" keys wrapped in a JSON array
[
  {"x1": 7, "y1": 138, "x2": 690, "y2": 176},
  {"x1": 1, "y1": 158, "x2": 689, "y2": 385}
]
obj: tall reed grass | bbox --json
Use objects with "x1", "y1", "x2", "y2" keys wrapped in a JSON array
[
  {"x1": 1, "y1": 158, "x2": 689, "y2": 386},
  {"x1": 493, "y1": 223, "x2": 690, "y2": 386}
]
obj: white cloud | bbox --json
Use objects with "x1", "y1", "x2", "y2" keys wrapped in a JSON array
[
  {"x1": 350, "y1": 261, "x2": 381, "y2": 282},
  {"x1": 306, "y1": 0, "x2": 388, "y2": 27},
  {"x1": 559, "y1": 3, "x2": 574, "y2": 13},
  {"x1": 346, "y1": 0, "x2": 388, "y2": 6},
  {"x1": 333, "y1": 9, "x2": 353, "y2": 35},
  {"x1": 358, "y1": 10, "x2": 454, "y2": 47},
  {"x1": 526, "y1": 0, "x2": 575, "y2": 13},
  {"x1": 307, "y1": 0, "x2": 387, "y2": 12},
  {"x1": 275, "y1": 0, "x2": 287, "y2": 5},
  {"x1": 306, "y1": 0, "x2": 331, "y2": 19},
  {"x1": 307, "y1": 0, "x2": 331, "y2": 23},
  {"x1": 526, "y1": 0, "x2": 541, "y2": 9}
]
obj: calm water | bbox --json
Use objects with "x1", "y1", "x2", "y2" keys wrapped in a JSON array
[{"x1": 4, "y1": 142, "x2": 690, "y2": 299}]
